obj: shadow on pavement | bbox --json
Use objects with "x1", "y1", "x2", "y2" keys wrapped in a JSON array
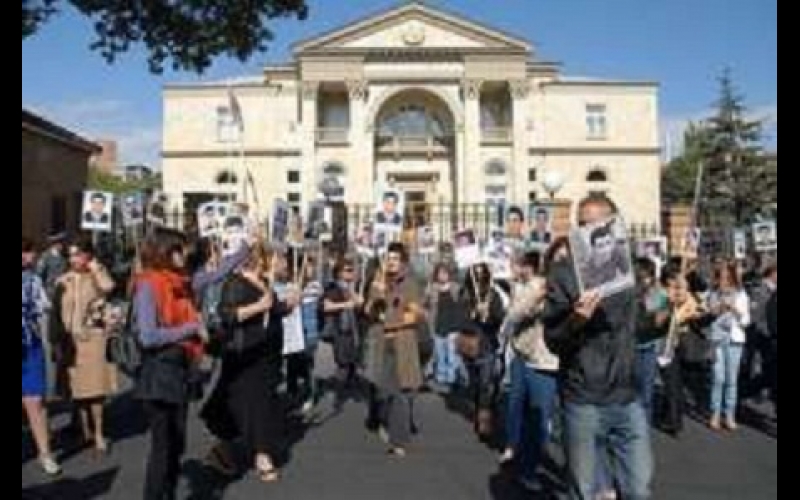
[{"x1": 21, "y1": 467, "x2": 120, "y2": 500}]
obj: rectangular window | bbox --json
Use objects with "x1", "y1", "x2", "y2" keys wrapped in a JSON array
[
  {"x1": 528, "y1": 169, "x2": 538, "y2": 182},
  {"x1": 288, "y1": 192, "x2": 302, "y2": 204},
  {"x1": 485, "y1": 185, "x2": 508, "y2": 206},
  {"x1": 528, "y1": 191, "x2": 538, "y2": 203},
  {"x1": 586, "y1": 104, "x2": 608, "y2": 140},
  {"x1": 287, "y1": 170, "x2": 301, "y2": 184},
  {"x1": 216, "y1": 106, "x2": 239, "y2": 143}
]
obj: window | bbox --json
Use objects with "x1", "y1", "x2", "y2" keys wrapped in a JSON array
[
  {"x1": 216, "y1": 170, "x2": 239, "y2": 185},
  {"x1": 485, "y1": 185, "x2": 508, "y2": 206},
  {"x1": 288, "y1": 193, "x2": 301, "y2": 204},
  {"x1": 379, "y1": 104, "x2": 448, "y2": 139},
  {"x1": 528, "y1": 191, "x2": 539, "y2": 203},
  {"x1": 528, "y1": 168, "x2": 538, "y2": 182},
  {"x1": 50, "y1": 196, "x2": 67, "y2": 233},
  {"x1": 216, "y1": 106, "x2": 240, "y2": 143},
  {"x1": 485, "y1": 159, "x2": 509, "y2": 178},
  {"x1": 587, "y1": 168, "x2": 608, "y2": 183},
  {"x1": 287, "y1": 170, "x2": 301, "y2": 184},
  {"x1": 586, "y1": 104, "x2": 608, "y2": 139}
]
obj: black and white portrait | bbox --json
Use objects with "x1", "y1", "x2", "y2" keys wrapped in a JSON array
[
  {"x1": 636, "y1": 237, "x2": 668, "y2": 267},
  {"x1": 485, "y1": 229, "x2": 513, "y2": 280},
  {"x1": 454, "y1": 229, "x2": 481, "y2": 270},
  {"x1": 147, "y1": 192, "x2": 169, "y2": 228},
  {"x1": 197, "y1": 202, "x2": 228, "y2": 238},
  {"x1": 752, "y1": 221, "x2": 777, "y2": 253},
  {"x1": 504, "y1": 205, "x2": 527, "y2": 241},
  {"x1": 356, "y1": 223, "x2": 375, "y2": 256},
  {"x1": 271, "y1": 199, "x2": 291, "y2": 245},
  {"x1": 417, "y1": 226, "x2": 437, "y2": 255},
  {"x1": 82, "y1": 191, "x2": 114, "y2": 232},
  {"x1": 733, "y1": 230, "x2": 748, "y2": 261},
  {"x1": 374, "y1": 189, "x2": 405, "y2": 229},
  {"x1": 121, "y1": 193, "x2": 145, "y2": 228},
  {"x1": 528, "y1": 205, "x2": 554, "y2": 249},
  {"x1": 305, "y1": 202, "x2": 326, "y2": 241},
  {"x1": 570, "y1": 216, "x2": 635, "y2": 298},
  {"x1": 221, "y1": 215, "x2": 247, "y2": 256}
]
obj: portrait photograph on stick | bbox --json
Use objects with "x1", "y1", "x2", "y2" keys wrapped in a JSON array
[
  {"x1": 570, "y1": 215, "x2": 635, "y2": 298},
  {"x1": 752, "y1": 221, "x2": 777, "y2": 253},
  {"x1": 81, "y1": 191, "x2": 114, "y2": 232},
  {"x1": 121, "y1": 192, "x2": 145, "y2": 228},
  {"x1": 528, "y1": 204, "x2": 554, "y2": 249},
  {"x1": 374, "y1": 187, "x2": 405, "y2": 231}
]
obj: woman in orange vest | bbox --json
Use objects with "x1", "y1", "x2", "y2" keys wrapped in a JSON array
[{"x1": 132, "y1": 228, "x2": 203, "y2": 500}]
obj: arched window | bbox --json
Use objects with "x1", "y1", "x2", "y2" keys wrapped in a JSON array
[
  {"x1": 216, "y1": 170, "x2": 239, "y2": 185},
  {"x1": 587, "y1": 168, "x2": 608, "y2": 183},
  {"x1": 485, "y1": 159, "x2": 509, "y2": 177},
  {"x1": 379, "y1": 104, "x2": 447, "y2": 138}
]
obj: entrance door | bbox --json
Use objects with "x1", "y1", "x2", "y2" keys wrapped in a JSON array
[{"x1": 405, "y1": 190, "x2": 429, "y2": 227}]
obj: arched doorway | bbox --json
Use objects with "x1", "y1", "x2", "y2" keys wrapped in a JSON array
[{"x1": 373, "y1": 89, "x2": 457, "y2": 225}]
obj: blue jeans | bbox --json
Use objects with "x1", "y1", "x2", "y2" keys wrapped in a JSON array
[
  {"x1": 506, "y1": 358, "x2": 558, "y2": 482},
  {"x1": 564, "y1": 402, "x2": 653, "y2": 500},
  {"x1": 711, "y1": 341, "x2": 745, "y2": 419},
  {"x1": 433, "y1": 334, "x2": 462, "y2": 386},
  {"x1": 636, "y1": 343, "x2": 660, "y2": 425}
]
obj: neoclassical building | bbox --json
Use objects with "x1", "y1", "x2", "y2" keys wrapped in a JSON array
[{"x1": 163, "y1": 2, "x2": 661, "y2": 226}]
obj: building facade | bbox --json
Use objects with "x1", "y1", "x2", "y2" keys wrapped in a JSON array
[
  {"x1": 22, "y1": 109, "x2": 98, "y2": 241},
  {"x1": 163, "y1": 2, "x2": 661, "y2": 226}
]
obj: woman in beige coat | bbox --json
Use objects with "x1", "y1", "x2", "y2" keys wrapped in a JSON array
[{"x1": 58, "y1": 240, "x2": 116, "y2": 454}]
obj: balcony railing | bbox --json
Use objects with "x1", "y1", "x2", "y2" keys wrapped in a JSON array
[
  {"x1": 376, "y1": 135, "x2": 454, "y2": 156},
  {"x1": 481, "y1": 127, "x2": 513, "y2": 145},
  {"x1": 316, "y1": 128, "x2": 349, "y2": 145}
]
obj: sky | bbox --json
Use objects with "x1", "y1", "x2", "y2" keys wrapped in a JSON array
[{"x1": 21, "y1": 0, "x2": 777, "y2": 168}]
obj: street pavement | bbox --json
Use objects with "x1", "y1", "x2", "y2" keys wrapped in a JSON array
[{"x1": 22, "y1": 384, "x2": 777, "y2": 500}]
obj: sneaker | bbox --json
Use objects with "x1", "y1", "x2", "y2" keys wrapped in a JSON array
[
  {"x1": 39, "y1": 456, "x2": 62, "y2": 477},
  {"x1": 498, "y1": 448, "x2": 515, "y2": 465}
]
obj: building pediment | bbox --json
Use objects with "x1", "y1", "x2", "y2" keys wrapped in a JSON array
[{"x1": 294, "y1": 2, "x2": 532, "y2": 55}]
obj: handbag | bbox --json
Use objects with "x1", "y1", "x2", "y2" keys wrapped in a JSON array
[{"x1": 106, "y1": 303, "x2": 143, "y2": 377}]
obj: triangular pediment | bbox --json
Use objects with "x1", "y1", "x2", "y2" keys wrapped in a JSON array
[{"x1": 294, "y1": 2, "x2": 532, "y2": 54}]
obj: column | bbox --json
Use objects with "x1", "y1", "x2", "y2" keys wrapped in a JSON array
[
  {"x1": 347, "y1": 80, "x2": 372, "y2": 204},
  {"x1": 511, "y1": 79, "x2": 531, "y2": 204},
  {"x1": 301, "y1": 81, "x2": 319, "y2": 205},
  {"x1": 462, "y1": 79, "x2": 483, "y2": 205}
]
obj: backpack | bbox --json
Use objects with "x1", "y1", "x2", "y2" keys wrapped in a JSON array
[{"x1": 106, "y1": 302, "x2": 143, "y2": 377}]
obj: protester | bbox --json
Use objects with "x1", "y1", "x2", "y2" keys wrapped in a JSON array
[
  {"x1": 133, "y1": 228, "x2": 203, "y2": 500},
  {"x1": 22, "y1": 238, "x2": 61, "y2": 476}
]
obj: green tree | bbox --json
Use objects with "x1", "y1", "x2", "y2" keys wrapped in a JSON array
[
  {"x1": 701, "y1": 69, "x2": 774, "y2": 226},
  {"x1": 22, "y1": 0, "x2": 309, "y2": 73},
  {"x1": 662, "y1": 122, "x2": 713, "y2": 205},
  {"x1": 88, "y1": 168, "x2": 162, "y2": 195}
]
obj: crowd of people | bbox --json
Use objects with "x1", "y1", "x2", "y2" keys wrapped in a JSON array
[{"x1": 22, "y1": 193, "x2": 777, "y2": 500}]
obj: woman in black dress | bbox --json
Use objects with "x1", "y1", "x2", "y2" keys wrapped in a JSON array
[{"x1": 202, "y1": 250, "x2": 296, "y2": 482}]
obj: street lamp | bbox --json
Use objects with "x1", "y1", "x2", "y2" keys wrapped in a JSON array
[{"x1": 542, "y1": 170, "x2": 566, "y2": 201}]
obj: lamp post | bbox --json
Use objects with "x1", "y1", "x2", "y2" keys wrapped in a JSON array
[{"x1": 542, "y1": 170, "x2": 566, "y2": 201}]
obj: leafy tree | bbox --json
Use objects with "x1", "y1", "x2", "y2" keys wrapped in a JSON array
[
  {"x1": 662, "y1": 123, "x2": 713, "y2": 205},
  {"x1": 701, "y1": 69, "x2": 774, "y2": 226},
  {"x1": 88, "y1": 167, "x2": 161, "y2": 195},
  {"x1": 22, "y1": 0, "x2": 309, "y2": 73}
]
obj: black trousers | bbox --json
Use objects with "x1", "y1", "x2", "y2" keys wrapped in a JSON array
[
  {"x1": 660, "y1": 360, "x2": 684, "y2": 433},
  {"x1": 143, "y1": 401, "x2": 188, "y2": 500}
]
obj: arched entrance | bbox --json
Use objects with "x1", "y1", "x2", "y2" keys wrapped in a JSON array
[{"x1": 373, "y1": 89, "x2": 457, "y2": 225}]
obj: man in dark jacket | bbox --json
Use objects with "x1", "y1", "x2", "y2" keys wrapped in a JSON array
[
  {"x1": 543, "y1": 194, "x2": 653, "y2": 500},
  {"x1": 766, "y1": 288, "x2": 777, "y2": 414}
]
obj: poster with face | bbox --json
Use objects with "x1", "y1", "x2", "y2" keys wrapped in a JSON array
[
  {"x1": 221, "y1": 215, "x2": 248, "y2": 256},
  {"x1": 147, "y1": 192, "x2": 169, "y2": 228},
  {"x1": 733, "y1": 230, "x2": 748, "y2": 261},
  {"x1": 681, "y1": 227, "x2": 702, "y2": 259},
  {"x1": 636, "y1": 237, "x2": 668, "y2": 267},
  {"x1": 81, "y1": 191, "x2": 114, "y2": 232},
  {"x1": 374, "y1": 188, "x2": 405, "y2": 231},
  {"x1": 271, "y1": 199, "x2": 291, "y2": 246},
  {"x1": 504, "y1": 205, "x2": 527, "y2": 241},
  {"x1": 752, "y1": 221, "x2": 777, "y2": 253},
  {"x1": 570, "y1": 216, "x2": 635, "y2": 299},
  {"x1": 304, "y1": 202, "x2": 326, "y2": 242},
  {"x1": 355, "y1": 223, "x2": 376, "y2": 256},
  {"x1": 454, "y1": 229, "x2": 481, "y2": 270},
  {"x1": 197, "y1": 202, "x2": 229, "y2": 238},
  {"x1": 121, "y1": 192, "x2": 145, "y2": 228},
  {"x1": 528, "y1": 205, "x2": 554, "y2": 249},
  {"x1": 417, "y1": 226, "x2": 437, "y2": 255},
  {"x1": 484, "y1": 228, "x2": 513, "y2": 280}
]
